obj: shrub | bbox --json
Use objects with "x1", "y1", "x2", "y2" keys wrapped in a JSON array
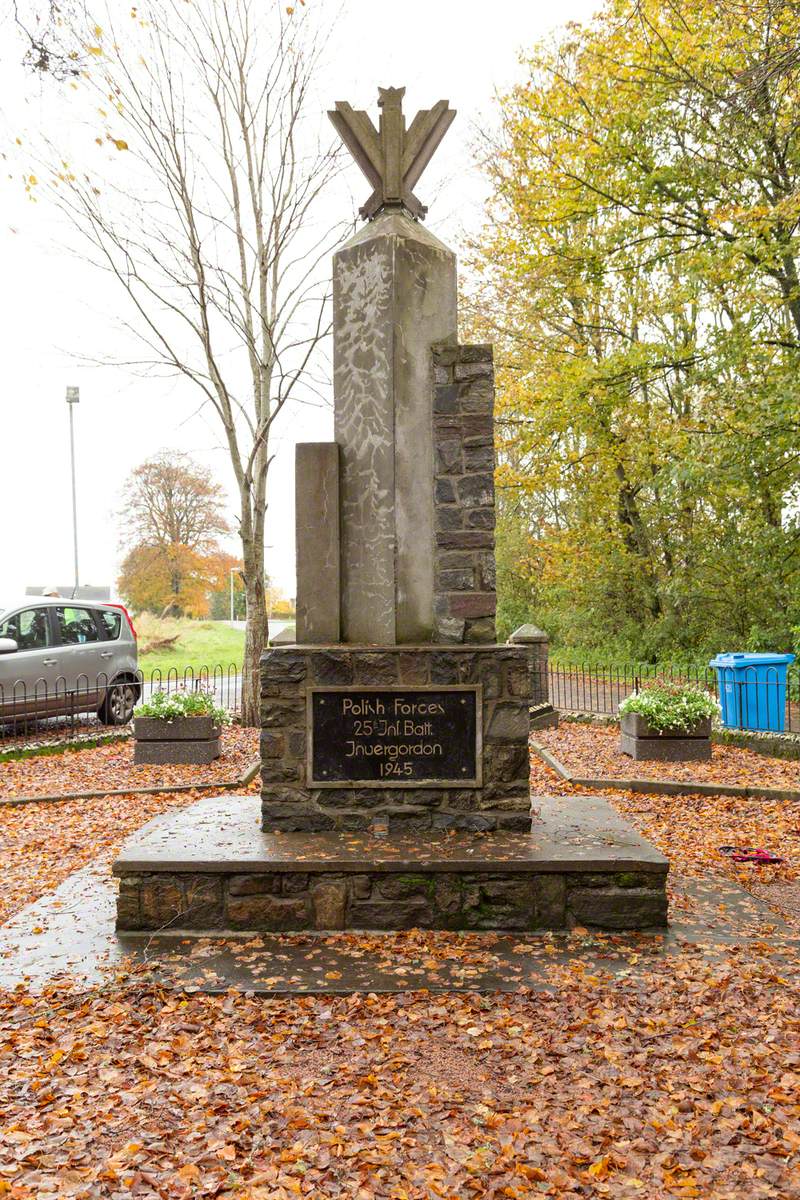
[
  {"x1": 134, "y1": 686, "x2": 231, "y2": 726},
  {"x1": 618, "y1": 679, "x2": 719, "y2": 733}
]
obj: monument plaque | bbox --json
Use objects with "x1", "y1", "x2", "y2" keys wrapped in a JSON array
[{"x1": 308, "y1": 685, "x2": 481, "y2": 788}]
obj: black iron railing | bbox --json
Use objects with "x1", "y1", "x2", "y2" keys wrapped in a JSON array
[
  {"x1": 548, "y1": 660, "x2": 800, "y2": 733},
  {"x1": 0, "y1": 664, "x2": 241, "y2": 752}
]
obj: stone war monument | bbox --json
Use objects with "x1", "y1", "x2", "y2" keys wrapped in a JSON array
[{"x1": 113, "y1": 89, "x2": 668, "y2": 935}]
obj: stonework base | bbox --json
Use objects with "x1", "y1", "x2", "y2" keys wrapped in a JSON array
[
  {"x1": 113, "y1": 794, "x2": 669, "y2": 934},
  {"x1": 260, "y1": 643, "x2": 547, "y2": 833},
  {"x1": 117, "y1": 865, "x2": 667, "y2": 933}
]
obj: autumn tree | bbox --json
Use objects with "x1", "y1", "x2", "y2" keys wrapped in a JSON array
[
  {"x1": 118, "y1": 451, "x2": 232, "y2": 617},
  {"x1": 468, "y1": 0, "x2": 800, "y2": 658},
  {"x1": 39, "y1": 0, "x2": 341, "y2": 723},
  {"x1": 119, "y1": 544, "x2": 240, "y2": 619}
]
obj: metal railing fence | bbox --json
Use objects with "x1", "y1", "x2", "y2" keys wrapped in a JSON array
[
  {"x1": 3, "y1": 657, "x2": 797, "y2": 753},
  {"x1": 0, "y1": 664, "x2": 241, "y2": 752},
  {"x1": 548, "y1": 660, "x2": 800, "y2": 733}
]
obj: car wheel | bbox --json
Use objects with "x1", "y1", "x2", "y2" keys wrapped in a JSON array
[{"x1": 98, "y1": 678, "x2": 138, "y2": 725}]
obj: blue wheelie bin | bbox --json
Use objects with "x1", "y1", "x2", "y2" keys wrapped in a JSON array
[{"x1": 709, "y1": 652, "x2": 796, "y2": 732}]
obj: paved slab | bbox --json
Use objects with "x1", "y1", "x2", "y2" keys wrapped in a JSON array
[
  {"x1": 112, "y1": 793, "x2": 668, "y2": 875},
  {"x1": 0, "y1": 866, "x2": 796, "y2": 994}
]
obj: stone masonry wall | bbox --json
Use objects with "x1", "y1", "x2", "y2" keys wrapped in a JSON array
[
  {"x1": 116, "y1": 866, "x2": 668, "y2": 934},
  {"x1": 431, "y1": 344, "x2": 496, "y2": 643},
  {"x1": 260, "y1": 644, "x2": 536, "y2": 833}
]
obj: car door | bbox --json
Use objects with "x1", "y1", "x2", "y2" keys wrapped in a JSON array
[
  {"x1": 0, "y1": 606, "x2": 63, "y2": 719},
  {"x1": 54, "y1": 605, "x2": 107, "y2": 714}
]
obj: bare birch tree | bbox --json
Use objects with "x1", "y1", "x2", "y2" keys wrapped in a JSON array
[{"x1": 43, "y1": 0, "x2": 341, "y2": 724}]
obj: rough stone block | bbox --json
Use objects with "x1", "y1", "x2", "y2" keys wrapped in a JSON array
[
  {"x1": 398, "y1": 653, "x2": 430, "y2": 684},
  {"x1": 436, "y1": 531, "x2": 493, "y2": 550},
  {"x1": 448, "y1": 592, "x2": 496, "y2": 619},
  {"x1": 260, "y1": 731, "x2": 285, "y2": 758},
  {"x1": 260, "y1": 759, "x2": 302, "y2": 784},
  {"x1": 456, "y1": 344, "x2": 493, "y2": 364},
  {"x1": 567, "y1": 886, "x2": 668, "y2": 930},
  {"x1": 262, "y1": 812, "x2": 338, "y2": 833},
  {"x1": 437, "y1": 568, "x2": 474, "y2": 591},
  {"x1": 183, "y1": 876, "x2": 223, "y2": 927},
  {"x1": 140, "y1": 876, "x2": 184, "y2": 928},
  {"x1": 262, "y1": 651, "x2": 308, "y2": 683},
  {"x1": 350, "y1": 874, "x2": 372, "y2": 899},
  {"x1": 311, "y1": 881, "x2": 347, "y2": 929},
  {"x1": 310, "y1": 651, "x2": 354, "y2": 685},
  {"x1": 433, "y1": 383, "x2": 459, "y2": 414},
  {"x1": 435, "y1": 506, "x2": 464, "y2": 531},
  {"x1": 228, "y1": 874, "x2": 280, "y2": 896},
  {"x1": 116, "y1": 884, "x2": 142, "y2": 930},
  {"x1": 460, "y1": 414, "x2": 494, "y2": 441},
  {"x1": 282, "y1": 873, "x2": 310, "y2": 894},
  {"x1": 435, "y1": 440, "x2": 463, "y2": 474},
  {"x1": 466, "y1": 509, "x2": 496, "y2": 531},
  {"x1": 456, "y1": 474, "x2": 495, "y2": 507},
  {"x1": 261, "y1": 699, "x2": 305, "y2": 727},
  {"x1": 287, "y1": 730, "x2": 306, "y2": 757},
  {"x1": 434, "y1": 478, "x2": 456, "y2": 504},
  {"x1": 454, "y1": 360, "x2": 493, "y2": 379},
  {"x1": 434, "y1": 616, "x2": 466, "y2": 642},
  {"x1": 487, "y1": 702, "x2": 530, "y2": 741},
  {"x1": 484, "y1": 742, "x2": 530, "y2": 783},
  {"x1": 465, "y1": 618, "x2": 497, "y2": 644},
  {"x1": 226, "y1": 894, "x2": 311, "y2": 930},
  {"x1": 534, "y1": 874, "x2": 567, "y2": 926},
  {"x1": 348, "y1": 898, "x2": 433, "y2": 929},
  {"x1": 353, "y1": 653, "x2": 399, "y2": 684},
  {"x1": 464, "y1": 445, "x2": 495, "y2": 472}
]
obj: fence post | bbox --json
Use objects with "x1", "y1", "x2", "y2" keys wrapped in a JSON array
[{"x1": 507, "y1": 624, "x2": 549, "y2": 706}]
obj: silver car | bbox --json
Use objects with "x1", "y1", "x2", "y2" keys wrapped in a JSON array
[{"x1": 0, "y1": 598, "x2": 140, "y2": 725}]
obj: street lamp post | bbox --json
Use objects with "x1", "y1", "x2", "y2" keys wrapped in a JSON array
[
  {"x1": 230, "y1": 566, "x2": 236, "y2": 622},
  {"x1": 66, "y1": 387, "x2": 80, "y2": 595}
]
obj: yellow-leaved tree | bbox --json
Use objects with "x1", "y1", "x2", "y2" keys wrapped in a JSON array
[{"x1": 468, "y1": 0, "x2": 800, "y2": 659}]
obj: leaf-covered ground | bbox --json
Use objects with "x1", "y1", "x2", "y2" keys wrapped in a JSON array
[
  {"x1": 0, "y1": 727, "x2": 259, "y2": 800},
  {"x1": 529, "y1": 737, "x2": 800, "y2": 921},
  {"x1": 537, "y1": 721, "x2": 800, "y2": 791},
  {"x1": 0, "y1": 730, "x2": 798, "y2": 1196},
  {"x1": 0, "y1": 957, "x2": 798, "y2": 1198}
]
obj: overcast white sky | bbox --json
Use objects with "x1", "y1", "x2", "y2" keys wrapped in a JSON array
[{"x1": 0, "y1": 0, "x2": 598, "y2": 604}]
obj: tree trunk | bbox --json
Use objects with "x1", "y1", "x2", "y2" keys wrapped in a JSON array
[{"x1": 240, "y1": 521, "x2": 268, "y2": 727}]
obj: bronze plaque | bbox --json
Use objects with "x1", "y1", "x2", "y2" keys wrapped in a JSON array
[{"x1": 308, "y1": 685, "x2": 481, "y2": 788}]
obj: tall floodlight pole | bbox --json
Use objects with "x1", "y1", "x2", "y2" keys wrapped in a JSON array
[{"x1": 65, "y1": 387, "x2": 80, "y2": 594}]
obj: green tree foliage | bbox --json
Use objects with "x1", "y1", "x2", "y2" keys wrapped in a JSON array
[{"x1": 469, "y1": 0, "x2": 800, "y2": 659}]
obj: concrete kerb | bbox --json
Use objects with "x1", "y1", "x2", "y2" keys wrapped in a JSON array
[
  {"x1": 530, "y1": 737, "x2": 800, "y2": 803},
  {"x1": 0, "y1": 758, "x2": 262, "y2": 808}
]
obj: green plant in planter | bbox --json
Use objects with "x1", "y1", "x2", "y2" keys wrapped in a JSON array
[
  {"x1": 618, "y1": 679, "x2": 719, "y2": 733},
  {"x1": 134, "y1": 687, "x2": 231, "y2": 726}
]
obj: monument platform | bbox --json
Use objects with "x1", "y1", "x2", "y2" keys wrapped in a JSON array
[{"x1": 113, "y1": 793, "x2": 668, "y2": 934}]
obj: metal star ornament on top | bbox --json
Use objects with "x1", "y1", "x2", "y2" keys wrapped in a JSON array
[{"x1": 329, "y1": 86, "x2": 456, "y2": 221}]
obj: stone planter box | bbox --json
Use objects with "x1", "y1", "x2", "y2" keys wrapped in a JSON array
[
  {"x1": 134, "y1": 716, "x2": 221, "y2": 765},
  {"x1": 620, "y1": 711, "x2": 712, "y2": 761}
]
